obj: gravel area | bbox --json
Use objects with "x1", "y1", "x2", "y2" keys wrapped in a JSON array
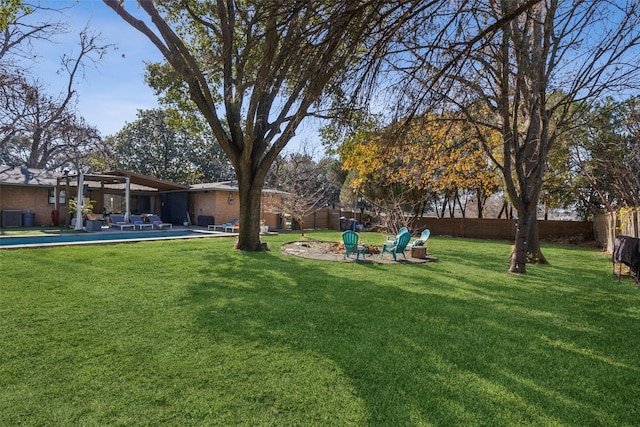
[{"x1": 281, "y1": 240, "x2": 437, "y2": 264}]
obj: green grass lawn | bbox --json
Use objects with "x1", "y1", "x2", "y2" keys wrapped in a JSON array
[{"x1": 1, "y1": 231, "x2": 639, "y2": 426}]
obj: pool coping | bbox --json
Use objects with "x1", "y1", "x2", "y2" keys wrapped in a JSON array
[{"x1": 0, "y1": 227, "x2": 236, "y2": 249}]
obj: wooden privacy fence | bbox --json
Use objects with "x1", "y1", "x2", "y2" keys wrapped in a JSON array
[
  {"x1": 300, "y1": 207, "x2": 343, "y2": 230},
  {"x1": 413, "y1": 217, "x2": 594, "y2": 241},
  {"x1": 301, "y1": 207, "x2": 595, "y2": 242},
  {"x1": 594, "y1": 209, "x2": 640, "y2": 253}
]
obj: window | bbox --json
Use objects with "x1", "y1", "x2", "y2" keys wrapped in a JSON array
[{"x1": 48, "y1": 188, "x2": 66, "y2": 204}]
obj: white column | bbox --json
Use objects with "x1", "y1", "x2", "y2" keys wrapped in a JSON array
[
  {"x1": 125, "y1": 176, "x2": 130, "y2": 222},
  {"x1": 75, "y1": 172, "x2": 84, "y2": 231},
  {"x1": 54, "y1": 179, "x2": 59, "y2": 212}
]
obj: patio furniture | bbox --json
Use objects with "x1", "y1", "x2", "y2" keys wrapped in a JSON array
[
  {"x1": 197, "y1": 215, "x2": 214, "y2": 227},
  {"x1": 613, "y1": 235, "x2": 640, "y2": 283},
  {"x1": 385, "y1": 227, "x2": 408, "y2": 244},
  {"x1": 130, "y1": 215, "x2": 153, "y2": 230},
  {"x1": 208, "y1": 218, "x2": 239, "y2": 232},
  {"x1": 224, "y1": 220, "x2": 240, "y2": 232},
  {"x1": 109, "y1": 214, "x2": 135, "y2": 231},
  {"x1": 342, "y1": 230, "x2": 366, "y2": 260},
  {"x1": 148, "y1": 215, "x2": 173, "y2": 229},
  {"x1": 408, "y1": 229, "x2": 431, "y2": 249},
  {"x1": 381, "y1": 230, "x2": 411, "y2": 261}
]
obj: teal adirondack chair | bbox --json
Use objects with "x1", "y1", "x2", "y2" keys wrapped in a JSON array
[
  {"x1": 381, "y1": 230, "x2": 411, "y2": 261},
  {"x1": 385, "y1": 227, "x2": 408, "y2": 244},
  {"x1": 342, "y1": 230, "x2": 366, "y2": 260},
  {"x1": 408, "y1": 229, "x2": 431, "y2": 249}
]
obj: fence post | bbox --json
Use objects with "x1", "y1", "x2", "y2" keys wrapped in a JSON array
[{"x1": 608, "y1": 212, "x2": 617, "y2": 253}]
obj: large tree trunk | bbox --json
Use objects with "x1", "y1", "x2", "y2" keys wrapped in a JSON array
[
  {"x1": 527, "y1": 217, "x2": 547, "y2": 264},
  {"x1": 509, "y1": 208, "x2": 534, "y2": 273},
  {"x1": 509, "y1": 206, "x2": 548, "y2": 273},
  {"x1": 236, "y1": 173, "x2": 265, "y2": 251}
]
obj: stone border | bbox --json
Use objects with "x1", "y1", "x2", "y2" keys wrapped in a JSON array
[{"x1": 281, "y1": 240, "x2": 437, "y2": 264}]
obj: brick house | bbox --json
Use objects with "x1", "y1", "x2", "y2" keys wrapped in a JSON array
[
  {"x1": 0, "y1": 166, "x2": 59, "y2": 227},
  {"x1": 1, "y1": 166, "x2": 286, "y2": 230},
  {"x1": 188, "y1": 181, "x2": 286, "y2": 230}
]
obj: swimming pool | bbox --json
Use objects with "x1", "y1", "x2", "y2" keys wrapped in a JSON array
[{"x1": 0, "y1": 229, "x2": 225, "y2": 249}]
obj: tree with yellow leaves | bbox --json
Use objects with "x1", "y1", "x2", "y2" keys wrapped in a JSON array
[{"x1": 337, "y1": 112, "x2": 500, "y2": 230}]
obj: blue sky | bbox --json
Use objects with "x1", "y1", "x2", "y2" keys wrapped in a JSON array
[
  {"x1": 24, "y1": 1, "x2": 320, "y2": 153},
  {"x1": 24, "y1": 0, "x2": 163, "y2": 137}
]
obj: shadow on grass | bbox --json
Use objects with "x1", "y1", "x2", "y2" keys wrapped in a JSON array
[{"x1": 185, "y1": 240, "x2": 640, "y2": 425}]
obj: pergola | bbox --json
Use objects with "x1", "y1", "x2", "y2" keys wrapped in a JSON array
[{"x1": 55, "y1": 170, "x2": 188, "y2": 230}]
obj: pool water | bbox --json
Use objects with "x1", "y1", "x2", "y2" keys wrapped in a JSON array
[{"x1": 0, "y1": 229, "x2": 220, "y2": 249}]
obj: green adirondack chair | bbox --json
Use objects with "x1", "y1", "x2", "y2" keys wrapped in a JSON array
[
  {"x1": 342, "y1": 230, "x2": 366, "y2": 260},
  {"x1": 408, "y1": 229, "x2": 431, "y2": 248},
  {"x1": 385, "y1": 227, "x2": 408, "y2": 244},
  {"x1": 381, "y1": 230, "x2": 411, "y2": 261}
]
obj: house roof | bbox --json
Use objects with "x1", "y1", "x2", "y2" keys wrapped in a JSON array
[
  {"x1": 189, "y1": 180, "x2": 289, "y2": 195},
  {"x1": 0, "y1": 165, "x2": 58, "y2": 187},
  {"x1": 190, "y1": 181, "x2": 239, "y2": 192},
  {"x1": 1, "y1": 166, "x2": 287, "y2": 195},
  {"x1": 0, "y1": 166, "x2": 189, "y2": 192}
]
